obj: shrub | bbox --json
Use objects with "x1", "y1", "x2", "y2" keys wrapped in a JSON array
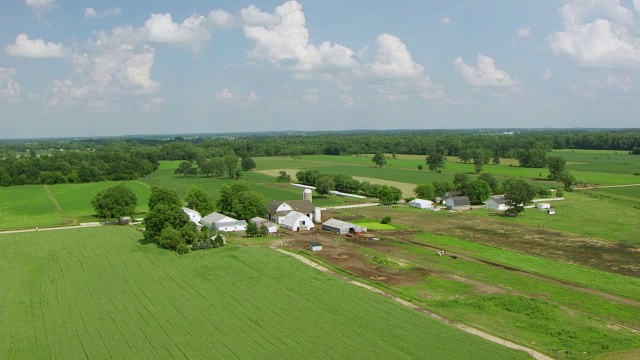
[
  {"x1": 381, "y1": 216, "x2": 391, "y2": 224},
  {"x1": 176, "y1": 243, "x2": 190, "y2": 254}
]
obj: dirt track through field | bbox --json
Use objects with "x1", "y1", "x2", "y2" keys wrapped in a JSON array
[
  {"x1": 389, "y1": 236, "x2": 640, "y2": 309},
  {"x1": 275, "y1": 248, "x2": 552, "y2": 360}
]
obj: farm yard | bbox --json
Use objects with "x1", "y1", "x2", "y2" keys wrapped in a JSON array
[
  {"x1": 0, "y1": 227, "x2": 531, "y2": 360},
  {"x1": 1, "y1": 144, "x2": 640, "y2": 359}
]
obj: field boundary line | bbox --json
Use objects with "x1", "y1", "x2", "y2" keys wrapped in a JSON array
[
  {"x1": 43, "y1": 184, "x2": 68, "y2": 224},
  {"x1": 132, "y1": 180, "x2": 151, "y2": 189},
  {"x1": 274, "y1": 248, "x2": 552, "y2": 360}
]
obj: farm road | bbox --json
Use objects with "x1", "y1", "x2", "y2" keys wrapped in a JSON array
[
  {"x1": 275, "y1": 248, "x2": 552, "y2": 360},
  {"x1": 0, "y1": 223, "x2": 104, "y2": 235}
]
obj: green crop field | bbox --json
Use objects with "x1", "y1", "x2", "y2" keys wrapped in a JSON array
[
  {"x1": 0, "y1": 185, "x2": 63, "y2": 229},
  {"x1": 0, "y1": 227, "x2": 530, "y2": 360}
]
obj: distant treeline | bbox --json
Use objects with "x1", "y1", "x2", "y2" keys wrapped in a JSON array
[
  {"x1": 0, "y1": 146, "x2": 159, "y2": 186},
  {"x1": 1, "y1": 130, "x2": 639, "y2": 186}
]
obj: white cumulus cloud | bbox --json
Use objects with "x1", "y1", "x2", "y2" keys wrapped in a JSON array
[
  {"x1": 242, "y1": 1, "x2": 358, "y2": 72},
  {"x1": 517, "y1": 26, "x2": 533, "y2": 39},
  {"x1": 215, "y1": 89, "x2": 257, "y2": 106},
  {"x1": 6, "y1": 34, "x2": 65, "y2": 58},
  {"x1": 543, "y1": 68, "x2": 553, "y2": 82},
  {"x1": 0, "y1": 68, "x2": 21, "y2": 101},
  {"x1": 208, "y1": 9, "x2": 235, "y2": 28},
  {"x1": 550, "y1": 0, "x2": 640, "y2": 68},
  {"x1": 440, "y1": 17, "x2": 452, "y2": 25},
  {"x1": 454, "y1": 54, "x2": 520, "y2": 87},
  {"x1": 25, "y1": 0, "x2": 58, "y2": 18},
  {"x1": 241, "y1": 5, "x2": 282, "y2": 26},
  {"x1": 85, "y1": 7, "x2": 121, "y2": 19},
  {"x1": 367, "y1": 33, "x2": 424, "y2": 79},
  {"x1": 144, "y1": 13, "x2": 210, "y2": 51}
]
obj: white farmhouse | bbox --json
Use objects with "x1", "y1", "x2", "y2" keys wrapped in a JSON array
[
  {"x1": 281, "y1": 211, "x2": 315, "y2": 231},
  {"x1": 484, "y1": 196, "x2": 510, "y2": 211}
]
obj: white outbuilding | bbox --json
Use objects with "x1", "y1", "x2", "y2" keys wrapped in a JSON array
[
  {"x1": 536, "y1": 203, "x2": 551, "y2": 210},
  {"x1": 484, "y1": 196, "x2": 510, "y2": 211},
  {"x1": 309, "y1": 242, "x2": 323, "y2": 251},
  {"x1": 409, "y1": 199, "x2": 435, "y2": 209},
  {"x1": 250, "y1": 217, "x2": 279, "y2": 234},
  {"x1": 182, "y1": 207, "x2": 202, "y2": 225}
]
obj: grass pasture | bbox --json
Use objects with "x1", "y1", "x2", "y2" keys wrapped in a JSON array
[{"x1": 0, "y1": 227, "x2": 530, "y2": 360}]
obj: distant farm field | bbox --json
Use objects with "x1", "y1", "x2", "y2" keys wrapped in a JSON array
[{"x1": 0, "y1": 227, "x2": 529, "y2": 360}]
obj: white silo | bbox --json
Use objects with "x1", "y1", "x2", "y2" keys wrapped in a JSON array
[{"x1": 303, "y1": 188, "x2": 313, "y2": 202}]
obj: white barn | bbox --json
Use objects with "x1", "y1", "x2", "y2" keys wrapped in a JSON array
[
  {"x1": 182, "y1": 207, "x2": 202, "y2": 225},
  {"x1": 281, "y1": 211, "x2": 315, "y2": 231},
  {"x1": 200, "y1": 212, "x2": 247, "y2": 232},
  {"x1": 268, "y1": 200, "x2": 317, "y2": 224},
  {"x1": 484, "y1": 196, "x2": 510, "y2": 211},
  {"x1": 409, "y1": 199, "x2": 435, "y2": 209}
]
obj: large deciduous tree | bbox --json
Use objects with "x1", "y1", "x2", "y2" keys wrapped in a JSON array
[
  {"x1": 432, "y1": 180, "x2": 455, "y2": 197},
  {"x1": 314, "y1": 175, "x2": 335, "y2": 196},
  {"x1": 503, "y1": 179, "x2": 537, "y2": 213},
  {"x1": 241, "y1": 157, "x2": 256, "y2": 171},
  {"x1": 148, "y1": 186, "x2": 182, "y2": 211},
  {"x1": 91, "y1": 183, "x2": 137, "y2": 220},
  {"x1": 462, "y1": 179, "x2": 492, "y2": 204},
  {"x1": 414, "y1": 183, "x2": 435, "y2": 199},
  {"x1": 184, "y1": 185, "x2": 214, "y2": 214},
  {"x1": 216, "y1": 182, "x2": 266, "y2": 220},
  {"x1": 547, "y1": 156, "x2": 566, "y2": 181},
  {"x1": 372, "y1": 152, "x2": 387, "y2": 168},
  {"x1": 377, "y1": 185, "x2": 402, "y2": 204},
  {"x1": 223, "y1": 154, "x2": 239, "y2": 179},
  {"x1": 426, "y1": 152, "x2": 446, "y2": 172}
]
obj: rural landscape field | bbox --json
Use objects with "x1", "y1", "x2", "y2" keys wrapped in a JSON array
[{"x1": 1, "y1": 130, "x2": 640, "y2": 359}]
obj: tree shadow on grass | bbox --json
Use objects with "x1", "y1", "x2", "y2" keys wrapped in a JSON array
[{"x1": 138, "y1": 237, "x2": 157, "y2": 246}]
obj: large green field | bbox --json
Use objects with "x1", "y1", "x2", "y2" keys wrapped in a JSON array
[{"x1": 0, "y1": 227, "x2": 530, "y2": 359}]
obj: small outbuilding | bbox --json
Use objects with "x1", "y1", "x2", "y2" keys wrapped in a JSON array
[
  {"x1": 200, "y1": 212, "x2": 247, "y2": 232},
  {"x1": 409, "y1": 199, "x2": 435, "y2": 209},
  {"x1": 445, "y1": 196, "x2": 471, "y2": 211},
  {"x1": 537, "y1": 203, "x2": 551, "y2": 210},
  {"x1": 250, "y1": 217, "x2": 279, "y2": 234},
  {"x1": 322, "y1": 219, "x2": 367, "y2": 234},
  {"x1": 309, "y1": 242, "x2": 323, "y2": 251}
]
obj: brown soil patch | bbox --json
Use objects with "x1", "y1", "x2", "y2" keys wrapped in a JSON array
[{"x1": 344, "y1": 206, "x2": 640, "y2": 278}]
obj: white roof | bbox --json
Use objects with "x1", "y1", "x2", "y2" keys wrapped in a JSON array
[
  {"x1": 201, "y1": 212, "x2": 235, "y2": 224},
  {"x1": 282, "y1": 211, "x2": 311, "y2": 228},
  {"x1": 182, "y1": 207, "x2": 201, "y2": 217},
  {"x1": 410, "y1": 199, "x2": 433, "y2": 204}
]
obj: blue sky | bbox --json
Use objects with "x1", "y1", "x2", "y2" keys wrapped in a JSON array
[{"x1": 1, "y1": 0, "x2": 640, "y2": 138}]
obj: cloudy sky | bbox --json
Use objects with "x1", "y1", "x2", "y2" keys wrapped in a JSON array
[{"x1": 1, "y1": 0, "x2": 640, "y2": 138}]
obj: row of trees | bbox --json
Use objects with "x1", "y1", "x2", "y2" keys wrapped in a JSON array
[
  {"x1": 0, "y1": 146, "x2": 159, "y2": 186},
  {"x1": 295, "y1": 169, "x2": 403, "y2": 204},
  {"x1": 174, "y1": 155, "x2": 256, "y2": 179}
]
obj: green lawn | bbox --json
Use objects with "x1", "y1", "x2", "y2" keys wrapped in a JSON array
[
  {"x1": 471, "y1": 191, "x2": 640, "y2": 244},
  {"x1": 355, "y1": 221, "x2": 397, "y2": 230},
  {"x1": 0, "y1": 185, "x2": 63, "y2": 229},
  {"x1": 0, "y1": 227, "x2": 529, "y2": 360}
]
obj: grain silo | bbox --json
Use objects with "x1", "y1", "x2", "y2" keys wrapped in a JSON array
[{"x1": 303, "y1": 188, "x2": 313, "y2": 202}]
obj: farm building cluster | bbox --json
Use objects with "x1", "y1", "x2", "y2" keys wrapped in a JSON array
[{"x1": 181, "y1": 189, "x2": 369, "y2": 240}]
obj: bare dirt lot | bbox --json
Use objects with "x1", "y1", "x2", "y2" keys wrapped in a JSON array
[{"x1": 339, "y1": 207, "x2": 640, "y2": 278}]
